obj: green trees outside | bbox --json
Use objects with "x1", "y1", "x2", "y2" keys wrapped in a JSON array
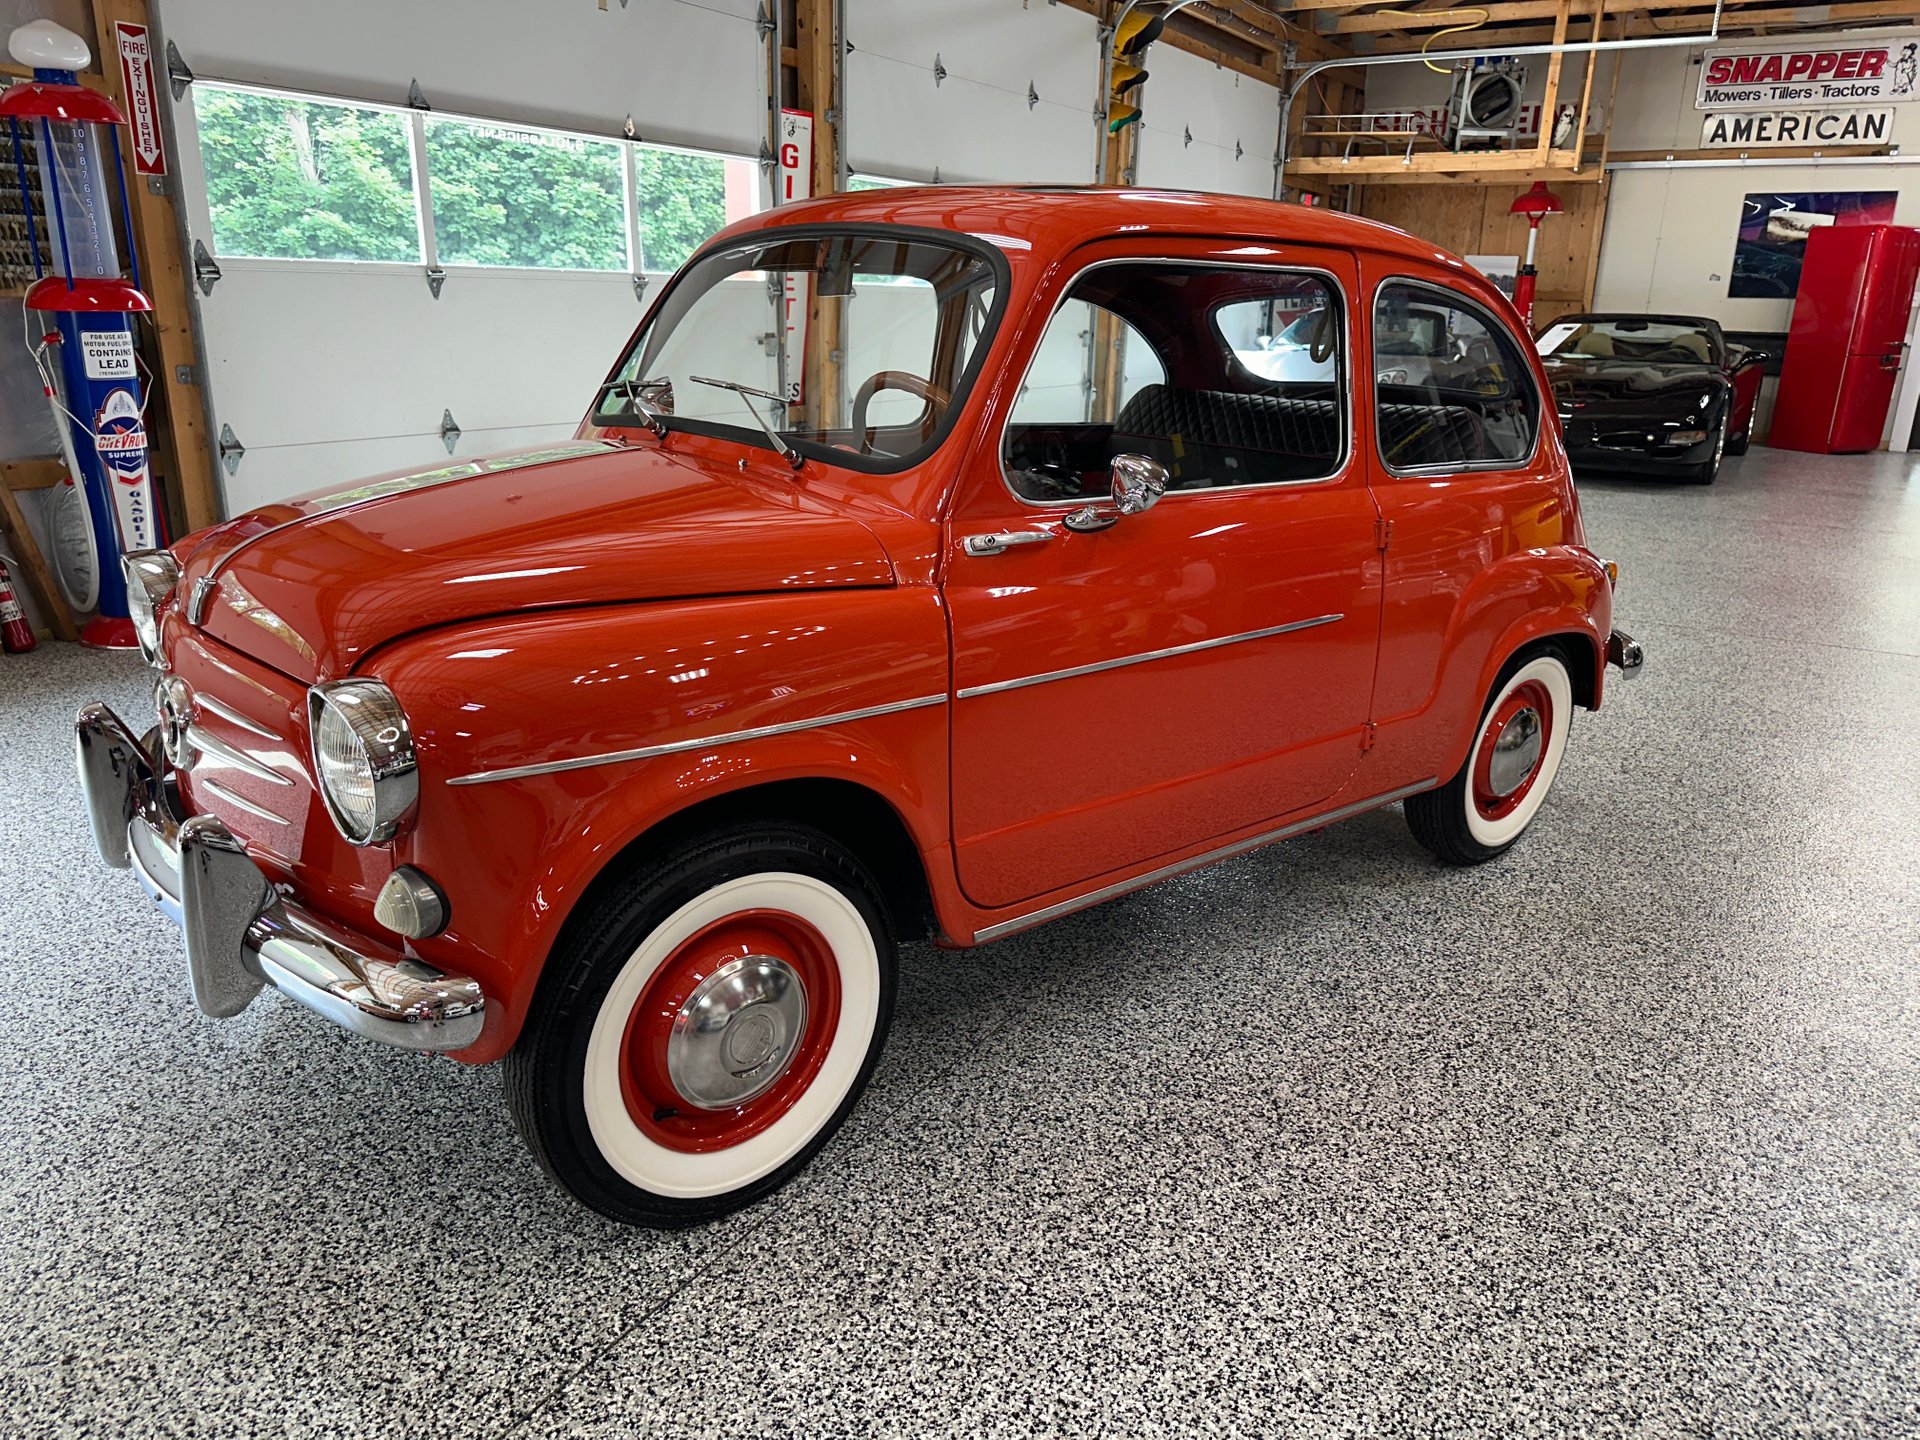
[
  {"x1": 197, "y1": 88, "x2": 419, "y2": 262},
  {"x1": 197, "y1": 85, "x2": 732, "y2": 272},
  {"x1": 632, "y1": 146, "x2": 726, "y2": 273},
  {"x1": 425, "y1": 119, "x2": 625, "y2": 269}
]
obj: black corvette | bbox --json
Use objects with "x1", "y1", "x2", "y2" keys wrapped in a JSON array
[{"x1": 1537, "y1": 314, "x2": 1768, "y2": 485}]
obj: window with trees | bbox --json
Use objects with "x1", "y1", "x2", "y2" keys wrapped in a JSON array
[{"x1": 191, "y1": 82, "x2": 757, "y2": 274}]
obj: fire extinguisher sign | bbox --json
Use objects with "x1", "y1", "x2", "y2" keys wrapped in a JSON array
[{"x1": 115, "y1": 22, "x2": 167, "y2": 177}]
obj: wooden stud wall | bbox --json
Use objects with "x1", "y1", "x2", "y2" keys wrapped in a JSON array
[{"x1": 1352, "y1": 178, "x2": 1610, "y2": 328}]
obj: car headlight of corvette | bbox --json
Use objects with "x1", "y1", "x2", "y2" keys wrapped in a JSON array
[
  {"x1": 308, "y1": 679, "x2": 419, "y2": 845},
  {"x1": 1668, "y1": 429, "x2": 1709, "y2": 446},
  {"x1": 122, "y1": 551, "x2": 179, "y2": 666}
]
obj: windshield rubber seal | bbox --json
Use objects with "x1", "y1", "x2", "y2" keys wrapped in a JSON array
[{"x1": 594, "y1": 220, "x2": 1013, "y2": 477}]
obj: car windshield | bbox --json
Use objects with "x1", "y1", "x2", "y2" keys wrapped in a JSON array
[
  {"x1": 595, "y1": 227, "x2": 1001, "y2": 469},
  {"x1": 1537, "y1": 318, "x2": 1719, "y2": 366}
]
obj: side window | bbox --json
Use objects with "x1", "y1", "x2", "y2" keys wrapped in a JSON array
[
  {"x1": 1003, "y1": 263, "x2": 1344, "y2": 503},
  {"x1": 1373, "y1": 282, "x2": 1538, "y2": 470}
]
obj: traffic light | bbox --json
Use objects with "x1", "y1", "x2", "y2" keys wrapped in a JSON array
[{"x1": 1107, "y1": 8, "x2": 1166, "y2": 134}]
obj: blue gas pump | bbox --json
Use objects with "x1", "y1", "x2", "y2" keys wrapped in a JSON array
[{"x1": 4, "y1": 19, "x2": 159, "y2": 649}]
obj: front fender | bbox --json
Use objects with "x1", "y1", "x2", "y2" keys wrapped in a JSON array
[{"x1": 364, "y1": 589, "x2": 950, "y2": 1063}]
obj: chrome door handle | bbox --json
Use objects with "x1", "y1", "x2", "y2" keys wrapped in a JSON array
[{"x1": 962, "y1": 530, "x2": 1055, "y2": 557}]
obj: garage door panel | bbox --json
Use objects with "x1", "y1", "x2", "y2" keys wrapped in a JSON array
[
  {"x1": 197, "y1": 266, "x2": 636, "y2": 455},
  {"x1": 219, "y1": 422, "x2": 583, "y2": 516}
]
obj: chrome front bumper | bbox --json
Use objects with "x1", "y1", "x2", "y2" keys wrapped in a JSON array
[
  {"x1": 1607, "y1": 628, "x2": 1645, "y2": 681},
  {"x1": 76, "y1": 703, "x2": 484, "y2": 1052}
]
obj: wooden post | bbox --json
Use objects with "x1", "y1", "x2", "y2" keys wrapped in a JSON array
[
  {"x1": 794, "y1": 0, "x2": 842, "y2": 430},
  {"x1": 1571, "y1": 0, "x2": 1604, "y2": 170},
  {"x1": 89, "y1": 0, "x2": 222, "y2": 536},
  {"x1": 1533, "y1": 0, "x2": 1570, "y2": 161}
]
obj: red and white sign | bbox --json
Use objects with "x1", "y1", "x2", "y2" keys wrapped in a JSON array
[
  {"x1": 1698, "y1": 37, "x2": 1920, "y2": 111},
  {"x1": 777, "y1": 109, "x2": 814, "y2": 404},
  {"x1": 115, "y1": 22, "x2": 166, "y2": 175}
]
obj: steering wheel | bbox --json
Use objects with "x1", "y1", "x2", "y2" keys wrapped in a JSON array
[{"x1": 852, "y1": 371, "x2": 950, "y2": 454}]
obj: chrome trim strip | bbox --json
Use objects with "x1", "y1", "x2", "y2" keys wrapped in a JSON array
[
  {"x1": 446, "y1": 693, "x2": 950, "y2": 787},
  {"x1": 197, "y1": 776, "x2": 291, "y2": 827},
  {"x1": 971, "y1": 777, "x2": 1438, "y2": 944},
  {"x1": 185, "y1": 726, "x2": 296, "y2": 787},
  {"x1": 193, "y1": 692, "x2": 281, "y2": 740},
  {"x1": 957, "y1": 614, "x2": 1343, "y2": 700}
]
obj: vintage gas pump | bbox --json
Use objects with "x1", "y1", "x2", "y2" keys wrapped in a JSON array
[{"x1": 3, "y1": 19, "x2": 158, "y2": 649}]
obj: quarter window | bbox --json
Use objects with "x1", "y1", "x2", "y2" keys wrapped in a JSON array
[
  {"x1": 1373, "y1": 282, "x2": 1537, "y2": 469},
  {"x1": 1004, "y1": 263, "x2": 1344, "y2": 503}
]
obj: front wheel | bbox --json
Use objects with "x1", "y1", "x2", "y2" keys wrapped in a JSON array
[
  {"x1": 1687, "y1": 421, "x2": 1727, "y2": 484},
  {"x1": 1406, "y1": 651, "x2": 1575, "y2": 866},
  {"x1": 506, "y1": 823, "x2": 896, "y2": 1227}
]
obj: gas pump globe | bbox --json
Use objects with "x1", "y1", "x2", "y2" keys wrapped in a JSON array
[{"x1": 3, "y1": 18, "x2": 158, "y2": 649}]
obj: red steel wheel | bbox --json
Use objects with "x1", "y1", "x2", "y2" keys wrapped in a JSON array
[
  {"x1": 617, "y1": 910, "x2": 843, "y2": 1154},
  {"x1": 1470, "y1": 678, "x2": 1554, "y2": 825}
]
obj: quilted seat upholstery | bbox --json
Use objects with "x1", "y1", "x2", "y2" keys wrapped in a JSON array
[{"x1": 1113, "y1": 385, "x2": 1340, "y2": 468}]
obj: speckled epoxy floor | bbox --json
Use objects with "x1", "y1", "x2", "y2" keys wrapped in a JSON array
[{"x1": 4, "y1": 446, "x2": 1919, "y2": 1438}]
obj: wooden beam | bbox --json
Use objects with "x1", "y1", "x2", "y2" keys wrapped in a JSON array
[
  {"x1": 1534, "y1": 0, "x2": 1570, "y2": 161},
  {"x1": 1366, "y1": 0, "x2": 1920, "y2": 45},
  {"x1": 1607, "y1": 143, "x2": 1895, "y2": 161},
  {"x1": 794, "y1": 0, "x2": 841, "y2": 431},
  {"x1": 1056, "y1": 0, "x2": 1352, "y2": 71},
  {"x1": 1287, "y1": 144, "x2": 1589, "y2": 174},
  {"x1": 0, "y1": 459, "x2": 66, "y2": 491},
  {"x1": 1331, "y1": 163, "x2": 1608, "y2": 183},
  {"x1": 89, "y1": 0, "x2": 222, "y2": 536},
  {"x1": 1571, "y1": 0, "x2": 1602, "y2": 170},
  {"x1": 1330, "y1": 0, "x2": 1801, "y2": 31}
]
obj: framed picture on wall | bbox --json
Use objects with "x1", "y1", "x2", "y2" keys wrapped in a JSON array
[
  {"x1": 1465, "y1": 254, "x2": 1520, "y2": 299},
  {"x1": 1730, "y1": 191, "x2": 1898, "y2": 299}
]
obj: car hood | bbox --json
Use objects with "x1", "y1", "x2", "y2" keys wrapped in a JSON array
[
  {"x1": 174, "y1": 440, "x2": 897, "y2": 683},
  {"x1": 1544, "y1": 358, "x2": 1725, "y2": 415}
]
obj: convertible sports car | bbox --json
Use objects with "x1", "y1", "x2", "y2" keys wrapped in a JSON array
[{"x1": 1537, "y1": 314, "x2": 1768, "y2": 485}]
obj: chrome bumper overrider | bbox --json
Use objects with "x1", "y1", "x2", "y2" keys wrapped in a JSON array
[
  {"x1": 75, "y1": 703, "x2": 484, "y2": 1051},
  {"x1": 1607, "y1": 628, "x2": 1645, "y2": 681}
]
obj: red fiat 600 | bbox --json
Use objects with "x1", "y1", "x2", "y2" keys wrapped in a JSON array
[{"x1": 79, "y1": 188, "x2": 1641, "y2": 1225}]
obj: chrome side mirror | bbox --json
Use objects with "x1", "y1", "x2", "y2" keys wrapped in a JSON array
[{"x1": 1065, "y1": 453, "x2": 1167, "y2": 534}]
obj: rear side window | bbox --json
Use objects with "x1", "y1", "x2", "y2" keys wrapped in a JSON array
[{"x1": 1373, "y1": 282, "x2": 1537, "y2": 471}]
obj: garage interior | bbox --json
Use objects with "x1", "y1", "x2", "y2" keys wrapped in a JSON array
[{"x1": 3, "y1": 0, "x2": 1918, "y2": 1434}]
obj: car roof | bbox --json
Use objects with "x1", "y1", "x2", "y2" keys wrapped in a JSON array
[{"x1": 719, "y1": 184, "x2": 1472, "y2": 272}]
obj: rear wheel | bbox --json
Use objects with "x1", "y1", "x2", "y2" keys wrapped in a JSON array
[
  {"x1": 1406, "y1": 651, "x2": 1574, "y2": 866},
  {"x1": 506, "y1": 822, "x2": 896, "y2": 1227}
]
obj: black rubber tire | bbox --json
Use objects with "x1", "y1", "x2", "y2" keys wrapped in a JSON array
[
  {"x1": 1687, "y1": 421, "x2": 1726, "y2": 485},
  {"x1": 1405, "y1": 647, "x2": 1571, "y2": 867},
  {"x1": 504, "y1": 822, "x2": 897, "y2": 1227}
]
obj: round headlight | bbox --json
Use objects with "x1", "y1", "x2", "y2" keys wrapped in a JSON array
[
  {"x1": 122, "y1": 551, "x2": 179, "y2": 666},
  {"x1": 307, "y1": 680, "x2": 419, "y2": 845}
]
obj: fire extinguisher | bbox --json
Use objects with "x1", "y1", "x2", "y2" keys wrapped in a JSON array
[{"x1": 0, "y1": 555, "x2": 38, "y2": 654}]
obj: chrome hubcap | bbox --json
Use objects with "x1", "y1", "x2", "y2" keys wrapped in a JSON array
[
  {"x1": 666, "y1": 955, "x2": 807, "y2": 1110},
  {"x1": 1486, "y1": 706, "x2": 1543, "y2": 797}
]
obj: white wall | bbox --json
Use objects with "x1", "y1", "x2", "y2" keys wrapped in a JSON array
[{"x1": 847, "y1": 0, "x2": 1277, "y2": 197}]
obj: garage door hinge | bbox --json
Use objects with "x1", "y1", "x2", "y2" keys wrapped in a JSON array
[
  {"x1": 426, "y1": 266, "x2": 446, "y2": 299},
  {"x1": 440, "y1": 409, "x2": 461, "y2": 454},
  {"x1": 193, "y1": 240, "x2": 221, "y2": 296},
  {"x1": 1374, "y1": 515, "x2": 1393, "y2": 551},
  {"x1": 1361, "y1": 720, "x2": 1377, "y2": 752},
  {"x1": 217, "y1": 424, "x2": 244, "y2": 476},
  {"x1": 166, "y1": 41, "x2": 194, "y2": 102}
]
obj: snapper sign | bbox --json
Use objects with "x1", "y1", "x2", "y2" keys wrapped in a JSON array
[{"x1": 1698, "y1": 37, "x2": 1920, "y2": 110}]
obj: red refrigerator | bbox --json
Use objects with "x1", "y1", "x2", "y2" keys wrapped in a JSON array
[{"x1": 1768, "y1": 223, "x2": 1920, "y2": 455}]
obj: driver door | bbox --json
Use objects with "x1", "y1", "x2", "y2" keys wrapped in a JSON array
[{"x1": 943, "y1": 240, "x2": 1383, "y2": 912}]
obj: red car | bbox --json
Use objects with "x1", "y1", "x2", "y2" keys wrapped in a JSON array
[{"x1": 78, "y1": 188, "x2": 1642, "y2": 1226}]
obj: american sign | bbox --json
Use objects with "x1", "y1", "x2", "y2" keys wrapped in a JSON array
[
  {"x1": 1701, "y1": 108, "x2": 1895, "y2": 148},
  {"x1": 1697, "y1": 37, "x2": 1920, "y2": 110}
]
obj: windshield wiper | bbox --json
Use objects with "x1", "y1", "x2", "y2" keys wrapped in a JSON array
[
  {"x1": 689, "y1": 375, "x2": 804, "y2": 469},
  {"x1": 596, "y1": 375, "x2": 671, "y2": 437}
]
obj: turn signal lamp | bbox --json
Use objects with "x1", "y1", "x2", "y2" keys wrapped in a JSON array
[{"x1": 374, "y1": 867, "x2": 449, "y2": 940}]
